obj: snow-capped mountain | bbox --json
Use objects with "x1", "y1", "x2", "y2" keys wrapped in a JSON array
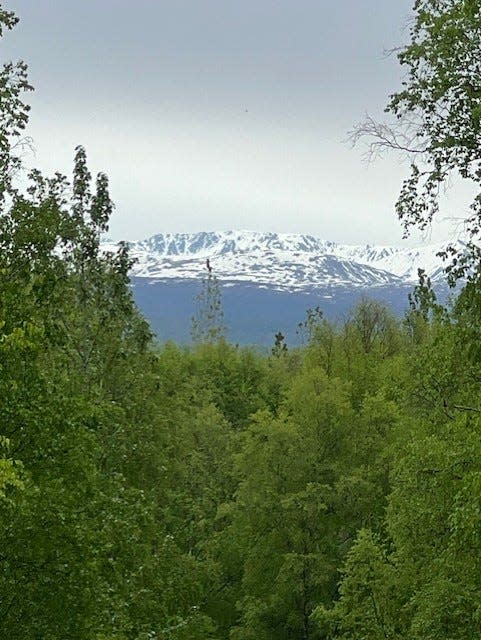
[{"x1": 102, "y1": 230, "x2": 457, "y2": 291}]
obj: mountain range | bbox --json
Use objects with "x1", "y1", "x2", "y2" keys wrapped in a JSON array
[
  {"x1": 102, "y1": 231, "x2": 456, "y2": 345},
  {"x1": 103, "y1": 230, "x2": 453, "y2": 290}
]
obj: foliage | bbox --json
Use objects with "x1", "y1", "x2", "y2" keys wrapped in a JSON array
[
  {"x1": 0, "y1": 3, "x2": 32, "y2": 199},
  {"x1": 353, "y1": 0, "x2": 481, "y2": 288}
]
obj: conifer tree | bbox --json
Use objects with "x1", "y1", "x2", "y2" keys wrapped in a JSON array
[{"x1": 191, "y1": 261, "x2": 226, "y2": 343}]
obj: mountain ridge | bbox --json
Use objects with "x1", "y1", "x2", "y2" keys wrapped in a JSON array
[{"x1": 102, "y1": 230, "x2": 457, "y2": 291}]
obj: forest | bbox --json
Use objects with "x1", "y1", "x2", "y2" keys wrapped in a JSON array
[{"x1": 1, "y1": 1, "x2": 481, "y2": 638}]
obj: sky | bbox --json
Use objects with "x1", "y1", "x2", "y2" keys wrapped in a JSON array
[{"x1": 1, "y1": 0, "x2": 469, "y2": 245}]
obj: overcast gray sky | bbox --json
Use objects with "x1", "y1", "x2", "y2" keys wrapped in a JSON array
[{"x1": 2, "y1": 1, "x2": 467, "y2": 244}]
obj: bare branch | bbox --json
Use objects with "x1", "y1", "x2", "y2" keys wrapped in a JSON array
[
  {"x1": 348, "y1": 113, "x2": 428, "y2": 163},
  {"x1": 452, "y1": 404, "x2": 481, "y2": 414}
]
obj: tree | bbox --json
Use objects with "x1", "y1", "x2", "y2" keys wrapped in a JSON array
[
  {"x1": 353, "y1": 0, "x2": 481, "y2": 283},
  {"x1": 271, "y1": 331, "x2": 288, "y2": 357},
  {"x1": 0, "y1": 4, "x2": 32, "y2": 199},
  {"x1": 191, "y1": 264, "x2": 226, "y2": 344},
  {"x1": 313, "y1": 529, "x2": 404, "y2": 640},
  {"x1": 229, "y1": 354, "x2": 398, "y2": 640},
  {"x1": 349, "y1": 298, "x2": 400, "y2": 356}
]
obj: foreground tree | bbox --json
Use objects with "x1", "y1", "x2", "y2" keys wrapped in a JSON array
[
  {"x1": 320, "y1": 3, "x2": 481, "y2": 638},
  {"x1": 353, "y1": 0, "x2": 481, "y2": 281},
  {"x1": 0, "y1": 4, "x2": 32, "y2": 198},
  {"x1": 0, "y1": 9, "x2": 225, "y2": 636}
]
